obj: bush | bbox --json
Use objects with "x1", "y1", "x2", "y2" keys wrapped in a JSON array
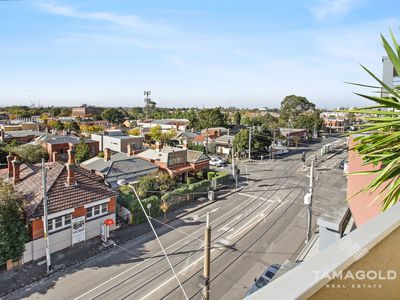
[
  {"x1": 117, "y1": 187, "x2": 162, "y2": 224},
  {"x1": 196, "y1": 171, "x2": 204, "y2": 180},
  {"x1": 161, "y1": 180, "x2": 211, "y2": 202},
  {"x1": 211, "y1": 171, "x2": 230, "y2": 187},
  {"x1": 186, "y1": 177, "x2": 195, "y2": 185},
  {"x1": 207, "y1": 172, "x2": 216, "y2": 181}
]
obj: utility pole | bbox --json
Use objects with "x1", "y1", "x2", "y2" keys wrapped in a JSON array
[
  {"x1": 41, "y1": 159, "x2": 51, "y2": 273},
  {"x1": 144, "y1": 90, "x2": 151, "y2": 119},
  {"x1": 271, "y1": 129, "x2": 276, "y2": 160},
  {"x1": 248, "y1": 127, "x2": 252, "y2": 162},
  {"x1": 231, "y1": 142, "x2": 237, "y2": 188},
  {"x1": 203, "y1": 213, "x2": 211, "y2": 300},
  {"x1": 305, "y1": 159, "x2": 314, "y2": 242},
  {"x1": 205, "y1": 128, "x2": 209, "y2": 156}
]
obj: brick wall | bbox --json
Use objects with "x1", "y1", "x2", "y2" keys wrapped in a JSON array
[
  {"x1": 31, "y1": 218, "x2": 44, "y2": 240},
  {"x1": 73, "y1": 206, "x2": 87, "y2": 218},
  {"x1": 108, "y1": 197, "x2": 116, "y2": 213}
]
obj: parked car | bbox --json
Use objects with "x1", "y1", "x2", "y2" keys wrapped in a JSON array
[
  {"x1": 245, "y1": 264, "x2": 281, "y2": 296},
  {"x1": 339, "y1": 159, "x2": 348, "y2": 169},
  {"x1": 209, "y1": 157, "x2": 225, "y2": 167}
]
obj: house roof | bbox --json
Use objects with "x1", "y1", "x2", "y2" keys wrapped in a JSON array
[
  {"x1": 81, "y1": 152, "x2": 158, "y2": 178},
  {"x1": 139, "y1": 119, "x2": 189, "y2": 126},
  {"x1": 194, "y1": 134, "x2": 215, "y2": 142},
  {"x1": 176, "y1": 131, "x2": 199, "y2": 139},
  {"x1": 214, "y1": 135, "x2": 235, "y2": 145},
  {"x1": 3, "y1": 130, "x2": 43, "y2": 138},
  {"x1": 187, "y1": 150, "x2": 210, "y2": 164},
  {"x1": 136, "y1": 148, "x2": 169, "y2": 163},
  {"x1": 1, "y1": 162, "x2": 116, "y2": 219},
  {"x1": 37, "y1": 135, "x2": 95, "y2": 145}
]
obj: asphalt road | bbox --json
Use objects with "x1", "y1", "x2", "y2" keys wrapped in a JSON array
[{"x1": 6, "y1": 137, "x2": 346, "y2": 300}]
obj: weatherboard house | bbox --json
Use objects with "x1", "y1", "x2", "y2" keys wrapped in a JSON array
[{"x1": 1, "y1": 146, "x2": 117, "y2": 264}]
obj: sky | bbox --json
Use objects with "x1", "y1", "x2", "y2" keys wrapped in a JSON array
[{"x1": 0, "y1": 0, "x2": 399, "y2": 109}]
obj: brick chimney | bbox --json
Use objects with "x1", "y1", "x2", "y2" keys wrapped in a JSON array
[
  {"x1": 7, "y1": 154, "x2": 13, "y2": 179},
  {"x1": 104, "y1": 148, "x2": 111, "y2": 161},
  {"x1": 182, "y1": 139, "x2": 188, "y2": 150},
  {"x1": 12, "y1": 159, "x2": 21, "y2": 185},
  {"x1": 127, "y1": 144, "x2": 132, "y2": 156},
  {"x1": 67, "y1": 146, "x2": 75, "y2": 165},
  {"x1": 66, "y1": 164, "x2": 76, "y2": 186},
  {"x1": 155, "y1": 141, "x2": 162, "y2": 152}
]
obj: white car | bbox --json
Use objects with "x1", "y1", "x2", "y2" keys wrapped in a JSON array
[
  {"x1": 246, "y1": 264, "x2": 281, "y2": 296},
  {"x1": 209, "y1": 157, "x2": 224, "y2": 167}
]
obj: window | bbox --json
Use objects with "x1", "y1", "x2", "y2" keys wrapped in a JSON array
[
  {"x1": 65, "y1": 214, "x2": 71, "y2": 226},
  {"x1": 86, "y1": 202, "x2": 108, "y2": 220},
  {"x1": 86, "y1": 207, "x2": 93, "y2": 218},
  {"x1": 101, "y1": 203, "x2": 108, "y2": 214},
  {"x1": 47, "y1": 219, "x2": 53, "y2": 231},
  {"x1": 55, "y1": 216, "x2": 63, "y2": 229},
  {"x1": 47, "y1": 214, "x2": 72, "y2": 232},
  {"x1": 94, "y1": 206, "x2": 100, "y2": 216}
]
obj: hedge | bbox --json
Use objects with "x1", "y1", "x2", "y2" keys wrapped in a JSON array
[
  {"x1": 117, "y1": 186, "x2": 162, "y2": 224},
  {"x1": 161, "y1": 180, "x2": 211, "y2": 202},
  {"x1": 211, "y1": 171, "x2": 230, "y2": 187}
]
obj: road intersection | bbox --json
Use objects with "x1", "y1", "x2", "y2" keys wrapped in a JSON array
[{"x1": 7, "y1": 137, "x2": 347, "y2": 300}]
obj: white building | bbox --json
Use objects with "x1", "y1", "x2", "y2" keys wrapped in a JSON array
[{"x1": 91, "y1": 129, "x2": 144, "y2": 153}]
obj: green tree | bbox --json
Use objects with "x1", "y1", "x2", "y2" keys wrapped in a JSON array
[
  {"x1": 64, "y1": 121, "x2": 80, "y2": 132},
  {"x1": 279, "y1": 95, "x2": 316, "y2": 126},
  {"x1": 0, "y1": 142, "x2": 9, "y2": 165},
  {"x1": 189, "y1": 143, "x2": 206, "y2": 152},
  {"x1": 293, "y1": 110, "x2": 324, "y2": 135},
  {"x1": 12, "y1": 144, "x2": 48, "y2": 164},
  {"x1": 75, "y1": 139, "x2": 91, "y2": 163},
  {"x1": 102, "y1": 108, "x2": 124, "y2": 124},
  {"x1": 0, "y1": 180, "x2": 28, "y2": 263},
  {"x1": 127, "y1": 128, "x2": 141, "y2": 136},
  {"x1": 53, "y1": 107, "x2": 61, "y2": 117},
  {"x1": 161, "y1": 128, "x2": 177, "y2": 145},
  {"x1": 197, "y1": 108, "x2": 228, "y2": 130},
  {"x1": 234, "y1": 129, "x2": 249, "y2": 153},
  {"x1": 343, "y1": 30, "x2": 400, "y2": 211},
  {"x1": 292, "y1": 135, "x2": 302, "y2": 148},
  {"x1": 233, "y1": 111, "x2": 241, "y2": 125},
  {"x1": 149, "y1": 125, "x2": 163, "y2": 142},
  {"x1": 47, "y1": 120, "x2": 64, "y2": 130},
  {"x1": 234, "y1": 128, "x2": 271, "y2": 154}
]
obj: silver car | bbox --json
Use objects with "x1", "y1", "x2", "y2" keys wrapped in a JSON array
[{"x1": 245, "y1": 264, "x2": 281, "y2": 296}]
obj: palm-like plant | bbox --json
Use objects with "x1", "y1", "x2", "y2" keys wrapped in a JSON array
[{"x1": 344, "y1": 30, "x2": 400, "y2": 211}]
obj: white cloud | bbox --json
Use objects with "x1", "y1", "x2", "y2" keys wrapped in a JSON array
[
  {"x1": 311, "y1": 0, "x2": 364, "y2": 22},
  {"x1": 36, "y1": 1, "x2": 175, "y2": 35}
]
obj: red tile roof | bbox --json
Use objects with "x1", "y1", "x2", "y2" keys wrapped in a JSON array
[{"x1": 1, "y1": 162, "x2": 116, "y2": 219}]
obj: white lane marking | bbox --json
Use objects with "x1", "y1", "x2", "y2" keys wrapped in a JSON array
[
  {"x1": 140, "y1": 249, "x2": 216, "y2": 300},
  {"x1": 74, "y1": 194, "x2": 257, "y2": 300},
  {"x1": 217, "y1": 214, "x2": 242, "y2": 232},
  {"x1": 228, "y1": 201, "x2": 275, "y2": 239},
  {"x1": 238, "y1": 192, "x2": 270, "y2": 201}
]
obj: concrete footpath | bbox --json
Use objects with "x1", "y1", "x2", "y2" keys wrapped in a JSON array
[{"x1": 0, "y1": 187, "x2": 241, "y2": 298}]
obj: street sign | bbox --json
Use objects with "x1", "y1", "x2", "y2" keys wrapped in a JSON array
[
  {"x1": 72, "y1": 216, "x2": 85, "y2": 245},
  {"x1": 147, "y1": 203, "x2": 152, "y2": 209}
]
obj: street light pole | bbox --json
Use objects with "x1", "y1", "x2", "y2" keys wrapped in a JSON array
[
  {"x1": 231, "y1": 142, "x2": 238, "y2": 188},
  {"x1": 41, "y1": 158, "x2": 51, "y2": 273},
  {"x1": 306, "y1": 159, "x2": 314, "y2": 242},
  {"x1": 203, "y1": 213, "x2": 211, "y2": 300},
  {"x1": 248, "y1": 127, "x2": 252, "y2": 162}
]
